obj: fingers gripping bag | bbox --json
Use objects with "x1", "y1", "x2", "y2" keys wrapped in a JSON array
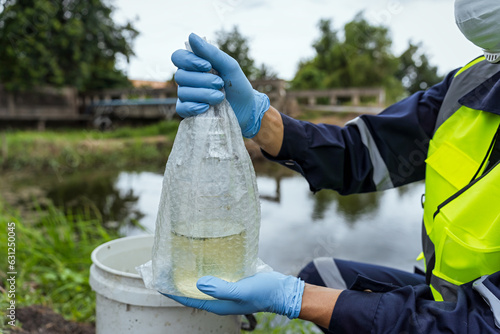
[{"x1": 138, "y1": 43, "x2": 270, "y2": 299}]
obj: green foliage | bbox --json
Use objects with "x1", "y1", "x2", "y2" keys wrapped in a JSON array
[
  {"x1": 215, "y1": 25, "x2": 277, "y2": 80},
  {"x1": 104, "y1": 120, "x2": 179, "y2": 140},
  {"x1": 0, "y1": 204, "x2": 119, "y2": 323},
  {"x1": 396, "y1": 42, "x2": 443, "y2": 94},
  {"x1": 291, "y1": 14, "x2": 441, "y2": 100},
  {"x1": 0, "y1": 0, "x2": 138, "y2": 92},
  {"x1": 290, "y1": 62, "x2": 326, "y2": 90}
]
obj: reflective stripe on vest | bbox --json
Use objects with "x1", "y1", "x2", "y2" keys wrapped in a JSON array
[{"x1": 423, "y1": 57, "x2": 500, "y2": 302}]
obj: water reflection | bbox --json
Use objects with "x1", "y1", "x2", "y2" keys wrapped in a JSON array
[
  {"x1": 311, "y1": 189, "x2": 382, "y2": 224},
  {"x1": 257, "y1": 176, "x2": 424, "y2": 275},
  {"x1": 45, "y1": 171, "x2": 145, "y2": 231},
  {"x1": 259, "y1": 176, "x2": 282, "y2": 203}
]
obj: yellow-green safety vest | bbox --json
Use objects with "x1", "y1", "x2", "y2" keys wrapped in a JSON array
[{"x1": 422, "y1": 56, "x2": 500, "y2": 301}]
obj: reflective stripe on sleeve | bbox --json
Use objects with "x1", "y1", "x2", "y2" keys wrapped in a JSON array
[
  {"x1": 346, "y1": 117, "x2": 394, "y2": 190},
  {"x1": 313, "y1": 257, "x2": 347, "y2": 290},
  {"x1": 473, "y1": 275, "x2": 500, "y2": 329}
]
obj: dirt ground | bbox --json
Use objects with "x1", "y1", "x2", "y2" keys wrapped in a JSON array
[{"x1": 8, "y1": 306, "x2": 94, "y2": 334}]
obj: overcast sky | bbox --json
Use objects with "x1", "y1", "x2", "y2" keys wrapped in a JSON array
[{"x1": 113, "y1": 0, "x2": 481, "y2": 82}]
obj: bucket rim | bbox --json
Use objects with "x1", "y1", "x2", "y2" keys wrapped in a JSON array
[{"x1": 91, "y1": 234, "x2": 154, "y2": 279}]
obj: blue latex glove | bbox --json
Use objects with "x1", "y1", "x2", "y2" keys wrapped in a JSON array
[
  {"x1": 162, "y1": 272, "x2": 305, "y2": 319},
  {"x1": 171, "y1": 33, "x2": 270, "y2": 138}
]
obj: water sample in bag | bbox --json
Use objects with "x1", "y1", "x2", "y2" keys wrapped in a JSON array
[{"x1": 145, "y1": 94, "x2": 267, "y2": 299}]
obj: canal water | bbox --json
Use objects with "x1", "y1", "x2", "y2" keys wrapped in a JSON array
[{"x1": 43, "y1": 165, "x2": 425, "y2": 276}]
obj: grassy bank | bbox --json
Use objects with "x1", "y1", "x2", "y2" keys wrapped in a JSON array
[
  {"x1": 0, "y1": 203, "x2": 119, "y2": 330},
  {"x1": 0, "y1": 121, "x2": 180, "y2": 174}
]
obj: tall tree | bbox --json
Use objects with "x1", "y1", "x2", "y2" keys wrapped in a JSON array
[
  {"x1": 312, "y1": 18, "x2": 339, "y2": 73},
  {"x1": 291, "y1": 14, "x2": 441, "y2": 100},
  {"x1": 0, "y1": 0, "x2": 138, "y2": 92}
]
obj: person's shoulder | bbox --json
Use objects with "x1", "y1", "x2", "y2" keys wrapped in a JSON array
[{"x1": 456, "y1": 56, "x2": 500, "y2": 115}]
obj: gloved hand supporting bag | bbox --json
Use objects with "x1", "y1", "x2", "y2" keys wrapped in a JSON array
[{"x1": 138, "y1": 89, "x2": 269, "y2": 299}]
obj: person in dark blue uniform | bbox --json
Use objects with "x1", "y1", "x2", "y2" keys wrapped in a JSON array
[{"x1": 164, "y1": 1, "x2": 500, "y2": 332}]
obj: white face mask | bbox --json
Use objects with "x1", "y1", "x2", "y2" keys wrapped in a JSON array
[{"x1": 455, "y1": 0, "x2": 500, "y2": 63}]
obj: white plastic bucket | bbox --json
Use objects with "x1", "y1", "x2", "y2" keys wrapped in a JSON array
[{"x1": 89, "y1": 235, "x2": 241, "y2": 333}]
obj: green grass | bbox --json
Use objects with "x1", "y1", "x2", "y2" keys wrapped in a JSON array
[
  {"x1": 98, "y1": 121, "x2": 180, "y2": 140},
  {"x1": 0, "y1": 120, "x2": 180, "y2": 173},
  {"x1": 0, "y1": 203, "x2": 119, "y2": 328}
]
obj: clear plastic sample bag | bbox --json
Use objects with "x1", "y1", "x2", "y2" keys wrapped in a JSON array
[{"x1": 138, "y1": 94, "x2": 269, "y2": 299}]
